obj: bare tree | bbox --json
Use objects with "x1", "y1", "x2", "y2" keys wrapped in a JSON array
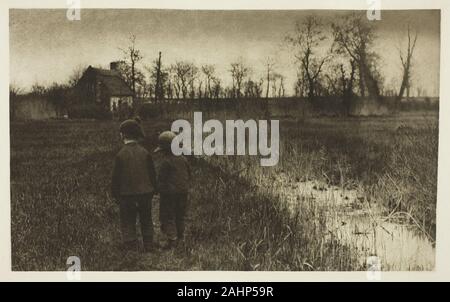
[
  {"x1": 171, "y1": 62, "x2": 189, "y2": 99},
  {"x1": 342, "y1": 60, "x2": 356, "y2": 98},
  {"x1": 386, "y1": 77, "x2": 400, "y2": 97},
  {"x1": 119, "y1": 34, "x2": 144, "y2": 97},
  {"x1": 201, "y1": 64, "x2": 216, "y2": 99},
  {"x1": 68, "y1": 65, "x2": 87, "y2": 87},
  {"x1": 188, "y1": 65, "x2": 198, "y2": 99},
  {"x1": 270, "y1": 73, "x2": 286, "y2": 98},
  {"x1": 154, "y1": 51, "x2": 163, "y2": 102},
  {"x1": 267, "y1": 73, "x2": 286, "y2": 98},
  {"x1": 294, "y1": 68, "x2": 307, "y2": 97},
  {"x1": 170, "y1": 61, "x2": 197, "y2": 99},
  {"x1": 168, "y1": 67, "x2": 180, "y2": 99},
  {"x1": 143, "y1": 82, "x2": 155, "y2": 99},
  {"x1": 166, "y1": 78, "x2": 174, "y2": 99},
  {"x1": 264, "y1": 57, "x2": 276, "y2": 99},
  {"x1": 244, "y1": 78, "x2": 264, "y2": 98},
  {"x1": 332, "y1": 13, "x2": 381, "y2": 99},
  {"x1": 286, "y1": 15, "x2": 331, "y2": 99},
  {"x1": 230, "y1": 59, "x2": 250, "y2": 99},
  {"x1": 211, "y1": 77, "x2": 222, "y2": 99},
  {"x1": 31, "y1": 82, "x2": 47, "y2": 96},
  {"x1": 146, "y1": 52, "x2": 169, "y2": 102},
  {"x1": 397, "y1": 25, "x2": 418, "y2": 101},
  {"x1": 10, "y1": 84, "x2": 22, "y2": 98},
  {"x1": 197, "y1": 80, "x2": 204, "y2": 99},
  {"x1": 255, "y1": 78, "x2": 264, "y2": 98},
  {"x1": 325, "y1": 60, "x2": 356, "y2": 98},
  {"x1": 416, "y1": 86, "x2": 423, "y2": 98}
]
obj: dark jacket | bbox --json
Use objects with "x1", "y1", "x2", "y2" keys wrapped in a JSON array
[
  {"x1": 158, "y1": 152, "x2": 191, "y2": 194},
  {"x1": 111, "y1": 142, "x2": 157, "y2": 198}
]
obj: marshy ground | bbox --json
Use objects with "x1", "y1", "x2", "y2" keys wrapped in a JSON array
[{"x1": 10, "y1": 111, "x2": 438, "y2": 271}]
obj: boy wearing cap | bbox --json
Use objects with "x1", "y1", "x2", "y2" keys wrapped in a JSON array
[
  {"x1": 155, "y1": 131, "x2": 191, "y2": 248},
  {"x1": 111, "y1": 119, "x2": 158, "y2": 253}
]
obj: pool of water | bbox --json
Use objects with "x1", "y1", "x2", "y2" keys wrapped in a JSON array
[{"x1": 269, "y1": 173, "x2": 435, "y2": 271}]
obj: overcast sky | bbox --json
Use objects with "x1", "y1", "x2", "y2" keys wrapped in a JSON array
[{"x1": 10, "y1": 9, "x2": 440, "y2": 96}]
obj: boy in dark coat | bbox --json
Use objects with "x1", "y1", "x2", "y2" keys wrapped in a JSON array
[
  {"x1": 111, "y1": 119, "x2": 158, "y2": 252},
  {"x1": 154, "y1": 131, "x2": 190, "y2": 248}
]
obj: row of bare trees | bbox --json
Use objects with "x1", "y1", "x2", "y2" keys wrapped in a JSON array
[
  {"x1": 286, "y1": 13, "x2": 418, "y2": 102},
  {"x1": 113, "y1": 13, "x2": 418, "y2": 103},
  {"x1": 114, "y1": 38, "x2": 289, "y2": 102},
  {"x1": 11, "y1": 13, "x2": 419, "y2": 106}
]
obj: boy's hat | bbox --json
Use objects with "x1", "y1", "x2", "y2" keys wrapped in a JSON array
[
  {"x1": 154, "y1": 131, "x2": 176, "y2": 153},
  {"x1": 120, "y1": 119, "x2": 142, "y2": 139}
]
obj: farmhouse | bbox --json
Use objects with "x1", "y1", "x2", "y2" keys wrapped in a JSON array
[{"x1": 75, "y1": 63, "x2": 134, "y2": 111}]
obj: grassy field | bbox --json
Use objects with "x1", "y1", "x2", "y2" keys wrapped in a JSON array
[{"x1": 10, "y1": 111, "x2": 438, "y2": 271}]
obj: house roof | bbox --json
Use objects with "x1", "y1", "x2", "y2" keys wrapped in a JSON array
[{"x1": 86, "y1": 66, "x2": 134, "y2": 97}]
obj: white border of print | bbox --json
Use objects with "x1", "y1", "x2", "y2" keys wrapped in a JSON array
[{"x1": 1, "y1": 0, "x2": 449, "y2": 282}]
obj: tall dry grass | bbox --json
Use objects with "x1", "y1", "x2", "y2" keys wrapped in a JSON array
[
  {"x1": 10, "y1": 119, "x2": 358, "y2": 271},
  {"x1": 10, "y1": 111, "x2": 437, "y2": 271}
]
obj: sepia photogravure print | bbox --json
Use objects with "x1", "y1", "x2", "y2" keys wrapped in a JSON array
[{"x1": 9, "y1": 6, "x2": 440, "y2": 272}]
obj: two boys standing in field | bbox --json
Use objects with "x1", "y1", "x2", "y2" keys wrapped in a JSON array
[{"x1": 111, "y1": 119, "x2": 189, "y2": 253}]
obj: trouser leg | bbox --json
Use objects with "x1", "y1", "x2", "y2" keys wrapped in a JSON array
[
  {"x1": 119, "y1": 197, "x2": 138, "y2": 250},
  {"x1": 175, "y1": 193, "x2": 188, "y2": 241},
  {"x1": 159, "y1": 193, "x2": 176, "y2": 241},
  {"x1": 137, "y1": 194, "x2": 154, "y2": 251}
]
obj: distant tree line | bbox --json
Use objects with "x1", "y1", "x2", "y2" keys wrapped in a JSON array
[
  {"x1": 10, "y1": 12, "x2": 425, "y2": 118},
  {"x1": 110, "y1": 13, "x2": 420, "y2": 106}
]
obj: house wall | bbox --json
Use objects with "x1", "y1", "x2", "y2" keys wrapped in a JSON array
[
  {"x1": 75, "y1": 70, "x2": 96, "y2": 103},
  {"x1": 110, "y1": 96, "x2": 133, "y2": 111},
  {"x1": 77, "y1": 68, "x2": 134, "y2": 111}
]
